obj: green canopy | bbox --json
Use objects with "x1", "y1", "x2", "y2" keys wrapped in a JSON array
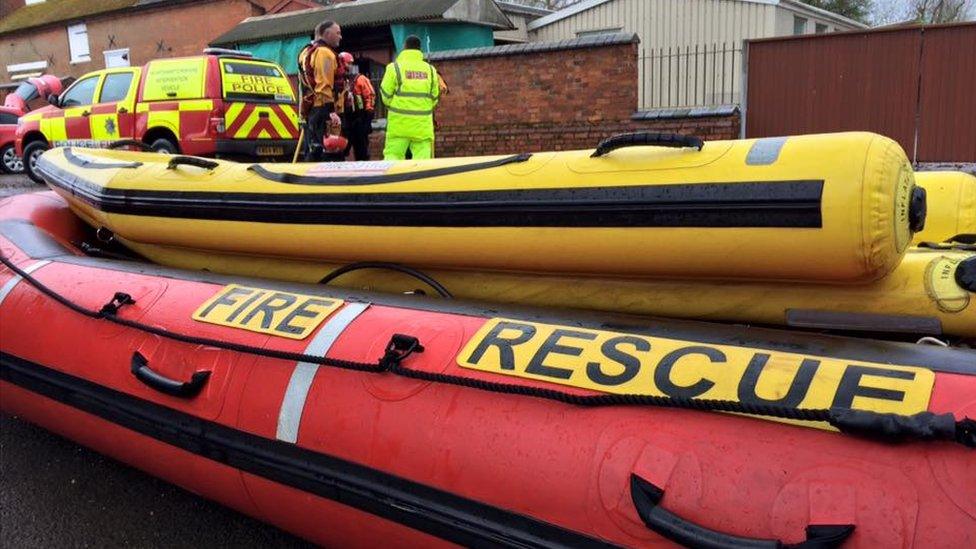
[
  {"x1": 238, "y1": 36, "x2": 310, "y2": 75},
  {"x1": 391, "y1": 23, "x2": 493, "y2": 53},
  {"x1": 237, "y1": 22, "x2": 494, "y2": 74}
]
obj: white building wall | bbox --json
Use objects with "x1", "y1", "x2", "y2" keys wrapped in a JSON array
[
  {"x1": 528, "y1": 0, "x2": 862, "y2": 109},
  {"x1": 529, "y1": 0, "x2": 776, "y2": 109},
  {"x1": 774, "y1": 6, "x2": 852, "y2": 35},
  {"x1": 495, "y1": 13, "x2": 531, "y2": 43}
]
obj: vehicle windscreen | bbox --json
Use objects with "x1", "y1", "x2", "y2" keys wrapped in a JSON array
[{"x1": 220, "y1": 60, "x2": 294, "y2": 103}]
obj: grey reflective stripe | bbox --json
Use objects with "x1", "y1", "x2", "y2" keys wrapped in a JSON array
[
  {"x1": 386, "y1": 105, "x2": 434, "y2": 116},
  {"x1": 275, "y1": 302, "x2": 370, "y2": 443},
  {"x1": 746, "y1": 137, "x2": 788, "y2": 165},
  {"x1": 394, "y1": 91, "x2": 435, "y2": 99},
  {"x1": 0, "y1": 260, "x2": 50, "y2": 307},
  {"x1": 393, "y1": 62, "x2": 403, "y2": 95}
]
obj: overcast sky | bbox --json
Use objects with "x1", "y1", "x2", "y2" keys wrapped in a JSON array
[{"x1": 862, "y1": 0, "x2": 973, "y2": 26}]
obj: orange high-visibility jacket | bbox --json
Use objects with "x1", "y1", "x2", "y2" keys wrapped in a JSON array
[
  {"x1": 352, "y1": 74, "x2": 375, "y2": 112},
  {"x1": 297, "y1": 42, "x2": 340, "y2": 111}
]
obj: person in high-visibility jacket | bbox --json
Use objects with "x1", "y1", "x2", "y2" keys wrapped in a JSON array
[{"x1": 380, "y1": 35, "x2": 441, "y2": 160}]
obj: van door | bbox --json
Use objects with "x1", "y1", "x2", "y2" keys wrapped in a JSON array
[
  {"x1": 57, "y1": 73, "x2": 101, "y2": 146},
  {"x1": 90, "y1": 68, "x2": 141, "y2": 143},
  {"x1": 138, "y1": 58, "x2": 210, "y2": 153},
  {"x1": 218, "y1": 58, "x2": 298, "y2": 157}
]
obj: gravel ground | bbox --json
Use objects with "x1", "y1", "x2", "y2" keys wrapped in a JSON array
[
  {"x1": 1, "y1": 173, "x2": 311, "y2": 548},
  {"x1": 0, "y1": 173, "x2": 41, "y2": 197}
]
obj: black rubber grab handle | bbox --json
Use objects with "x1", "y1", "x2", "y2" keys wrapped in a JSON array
[
  {"x1": 908, "y1": 186, "x2": 927, "y2": 233},
  {"x1": 106, "y1": 139, "x2": 153, "y2": 151},
  {"x1": 956, "y1": 256, "x2": 976, "y2": 292},
  {"x1": 949, "y1": 233, "x2": 976, "y2": 244},
  {"x1": 131, "y1": 352, "x2": 211, "y2": 398},
  {"x1": 630, "y1": 475, "x2": 855, "y2": 549},
  {"x1": 591, "y1": 132, "x2": 704, "y2": 157},
  {"x1": 167, "y1": 156, "x2": 219, "y2": 171}
]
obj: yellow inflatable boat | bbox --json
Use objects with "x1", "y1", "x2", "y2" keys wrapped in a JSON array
[
  {"x1": 913, "y1": 171, "x2": 976, "y2": 244},
  {"x1": 108, "y1": 241, "x2": 976, "y2": 338},
  {"x1": 37, "y1": 131, "x2": 923, "y2": 283}
]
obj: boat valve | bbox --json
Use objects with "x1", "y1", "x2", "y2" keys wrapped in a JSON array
[
  {"x1": 96, "y1": 226, "x2": 115, "y2": 243},
  {"x1": 909, "y1": 186, "x2": 927, "y2": 233}
]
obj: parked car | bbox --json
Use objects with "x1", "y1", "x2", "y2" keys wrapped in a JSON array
[
  {"x1": 16, "y1": 48, "x2": 299, "y2": 183},
  {"x1": 2, "y1": 75, "x2": 64, "y2": 174},
  {"x1": 1, "y1": 107, "x2": 22, "y2": 174}
]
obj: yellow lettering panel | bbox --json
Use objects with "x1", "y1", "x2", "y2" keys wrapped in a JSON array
[
  {"x1": 458, "y1": 319, "x2": 935, "y2": 422},
  {"x1": 193, "y1": 284, "x2": 343, "y2": 340},
  {"x1": 143, "y1": 59, "x2": 207, "y2": 101},
  {"x1": 220, "y1": 60, "x2": 294, "y2": 102}
]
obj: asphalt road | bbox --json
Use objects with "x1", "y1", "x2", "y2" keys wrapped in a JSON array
[{"x1": 1, "y1": 174, "x2": 312, "y2": 548}]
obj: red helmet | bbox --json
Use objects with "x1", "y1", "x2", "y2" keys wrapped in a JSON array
[
  {"x1": 338, "y1": 52, "x2": 354, "y2": 66},
  {"x1": 323, "y1": 134, "x2": 349, "y2": 154}
]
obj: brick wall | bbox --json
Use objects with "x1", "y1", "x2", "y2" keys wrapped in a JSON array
[
  {"x1": 1, "y1": 0, "x2": 266, "y2": 81},
  {"x1": 369, "y1": 37, "x2": 740, "y2": 158},
  {"x1": 0, "y1": 0, "x2": 21, "y2": 18},
  {"x1": 432, "y1": 116, "x2": 739, "y2": 157}
]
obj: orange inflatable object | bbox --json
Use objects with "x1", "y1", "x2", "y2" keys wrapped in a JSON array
[{"x1": 2, "y1": 192, "x2": 975, "y2": 548}]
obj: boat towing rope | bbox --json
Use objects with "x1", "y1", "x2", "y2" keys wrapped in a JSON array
[{"x1": 2, "y1": 251, "x2": 973, "y2": 449}]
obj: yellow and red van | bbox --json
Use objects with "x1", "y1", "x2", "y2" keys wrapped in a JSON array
[{"x1": 16, "y1": 48, "x2": 299, "y2": 182}]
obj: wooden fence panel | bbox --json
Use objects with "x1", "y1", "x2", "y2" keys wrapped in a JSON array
[
  {"x1": 746, "y1": 28, "x2": 922, "y2": 157},
  {"x1": 916, "y1": 24, "x2": 976, "y2": 162}
]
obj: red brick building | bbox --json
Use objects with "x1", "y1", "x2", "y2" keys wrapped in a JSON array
[{"x1": 0, "y1": 0, "x2": 327, "y2": 89}]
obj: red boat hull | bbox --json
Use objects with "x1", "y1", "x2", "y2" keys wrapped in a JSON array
[{"x1": 2, "y1": 192, "x2": 974, "y2": 547}]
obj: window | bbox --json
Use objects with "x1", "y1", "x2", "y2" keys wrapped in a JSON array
[
  {"x1": 13, "y1": 80, "x2": 41, "y2": 102},
  {"x1": 0, "y1": 112, "x2": 19, "y2": 125},
  {"x1": 67, "y1": 23, "x2": 91, "y2": 63},
  {"x1": 815, "y1": 23, "x2": 828, "y2": 34},
  {"x1": 221, "y1": 61, "x2": 283, "y2": 78},
  {"x1": 576, "y1": 27, "x2": 623, "y2": 38},
  {"x1": 99, "y1": 72, "x2": 134, "y2": 103},
  {"x1": 103, "y1": 48, "x2": 130, "y2": 68},
  {"x1": 793, "y1": 16, "x2": 807, "y2": 35},
  {"x1": 60, "y1": 75, "x2": 99, "y2": 107}
]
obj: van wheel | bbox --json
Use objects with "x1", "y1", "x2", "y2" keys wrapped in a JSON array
[
  {"x1": 149, "y1": 138, "x2": 178, "y2": 154},
  {"x1": 22, "y1": 141, "x2": 49, "y2": 184},
  {"x1": 1, "y1": 144, "x2": 24, "y2": 174}
]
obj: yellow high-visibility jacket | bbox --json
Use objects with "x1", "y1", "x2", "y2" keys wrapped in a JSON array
[{"x1": 380, "y1": 49, "x2": 440, "y2": 140}]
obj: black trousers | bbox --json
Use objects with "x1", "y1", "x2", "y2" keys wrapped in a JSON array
[
  {"x1": 342, "y1": 112, "x2": 372, "y2": 161},
  {"x1": 304, "y1": 105, "x2": 332, "y2": 161}
]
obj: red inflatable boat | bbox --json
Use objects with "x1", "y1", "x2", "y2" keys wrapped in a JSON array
[{"x1": 2, "y1": 192, "x2": 975, "y2": 548}]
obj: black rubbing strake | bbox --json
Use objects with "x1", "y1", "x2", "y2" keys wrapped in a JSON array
[{"x1": 39, "y1": 157, "x2": 826, "y2": 228}]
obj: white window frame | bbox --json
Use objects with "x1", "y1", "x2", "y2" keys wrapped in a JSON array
[
  {"x1": 575, "y1": 27, "x2": 623, "y2": 38},
  {"x1": 103, "y1": 48, "x2": 131, "y2": 68},
  {"x1": 793, "y1": 16, "x2": 808, "y2": 35},
  {"x1": 6, "y1": 60, "x2": 47, "y2": 73},
  {"x1": 67, "y1": 23, "x2": 91, "y2": 64}
]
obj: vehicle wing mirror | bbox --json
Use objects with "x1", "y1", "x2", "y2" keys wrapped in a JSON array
[{"x1": 47, "y1": 94, "x2": 60, "y2": 107}]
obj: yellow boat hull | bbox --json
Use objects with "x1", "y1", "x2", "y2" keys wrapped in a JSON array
[
  {"x1": 121, "y1": 239, "x2": 976, "y2": 338},
  {"x1": 913, "y1": 171, "x2": 976, "y2": 244},
  {"x1": 39, "y1": 131, "x2": 921, "y2": 283}
]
